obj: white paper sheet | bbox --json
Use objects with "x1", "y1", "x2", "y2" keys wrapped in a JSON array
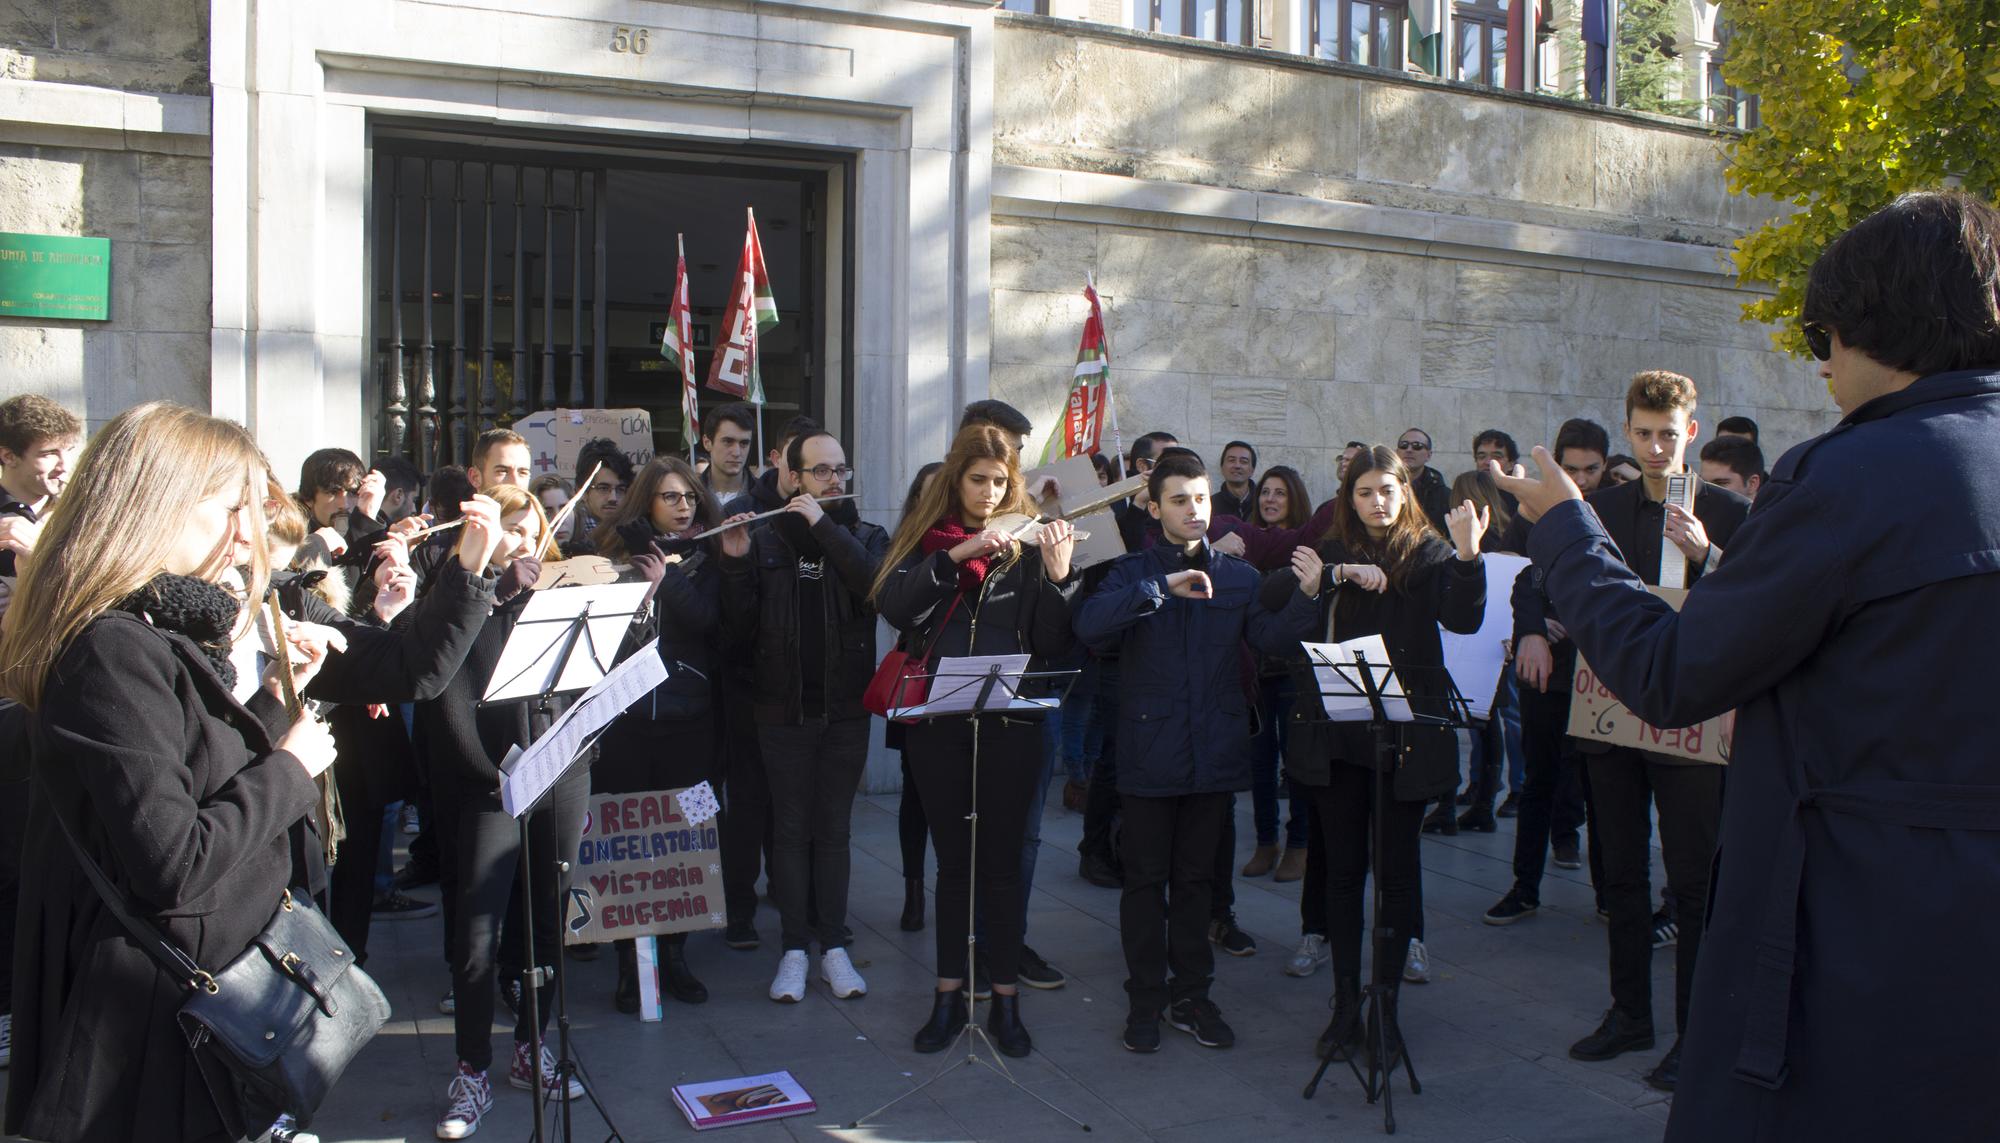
[
  {"x1": 482, "y1": 580, "x2": 653, "y2": 704},
  {"x1": 891, "y1": 653, "x2": 1058, "y2": 719},
  {"x1": 1439, "y1": 553, "x2": 1531, "y2": 720},
  {"x1": 1301, "y1": 637, "x2": 1413, "y2": 723},
  {"x1": 500, "y1": 638, "x2": 669, "y2": 816}
]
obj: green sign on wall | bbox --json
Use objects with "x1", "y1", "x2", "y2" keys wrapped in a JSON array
[{"x1": 0, "y1": 233, "x2": 110, "y2": 321}]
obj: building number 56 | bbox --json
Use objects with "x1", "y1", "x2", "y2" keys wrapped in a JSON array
[{"x1": 610, "y1": 26, "x2": 650, "y2": 54}]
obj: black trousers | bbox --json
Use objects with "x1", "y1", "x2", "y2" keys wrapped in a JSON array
[
  {"x1": 593, "y1": 714, "x2": 716, "y2": 799},
  {"x1": 1510, "y1": 675, "x2": 1598, "y2": 901},
  {"x1": 758, "y1": 718, "x2": 870, "y2": 952},
  {"x1": 1210, "y1": 797, "x2": 1236, "y2": 920},
  {"x1": 1588, "y1": 748, "x2": 1722, "y2": 1034},
  {"x1": 1307, "y1": 765, "x2": 1427, "y2": 984},
  {"x1": 897, "y1": 749, "x2": 930, "y2": 881},
  {"x1": 327, "y1": 704, "x2": 417, "y2": 966},
  {"x1": 907, "y1": 716, "x2": 1039, "y2": 985},
  {"x1": 1079, "y1": 664, "x2": 1121, "y2": 862},
  {"x1": 1119, "y1": 791, "x2": 1229, "y2": 1014},
  {"x1": 432, "y1": 759, "x2": 589, "y2": 1072},
  {"x1": 719, "y1": 692, "x2": 775, "y2": 928}
]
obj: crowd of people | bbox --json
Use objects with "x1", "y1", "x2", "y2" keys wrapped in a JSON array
[{"x1": 0, "y1": 189, "x2": 1995, "y2": 1143}]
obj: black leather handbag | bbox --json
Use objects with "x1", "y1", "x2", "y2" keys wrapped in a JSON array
[{"x1": 52, "y1": 812, "x2": 389, "y2": 1130}]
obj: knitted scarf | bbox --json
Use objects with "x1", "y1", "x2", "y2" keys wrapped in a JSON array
[
  {"x1": 922, "y1": 518, "x2": 1000, "y2": 592},
  {"x1": 121, "y1": 573, "x2": 242, "y2": 690}
]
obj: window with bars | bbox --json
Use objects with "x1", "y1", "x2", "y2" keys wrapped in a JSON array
[
  {"x1": 1706, "y1": 29, "x2": 1761, "y2": 129},
  {"x1": 1310, "y1": 0, "x2": 1407, "y2": 69},
  {"x1": 1147, "y1": 0, "x2": 1254, "y2": 46},
  {"x1": 1453, "y1": 0, "x2": 1510, "y2": 86}
]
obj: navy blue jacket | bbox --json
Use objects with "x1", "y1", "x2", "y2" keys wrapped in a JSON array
[
  {"x1": 1073, "y1": 539, "x2": 1315, "y2": 798},
  {"x1": 1529, "y1": 369, "x2": 2000, "y2": 1142}
]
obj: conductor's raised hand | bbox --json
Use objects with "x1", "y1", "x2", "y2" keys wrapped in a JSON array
[
  {"x1": 1487, "y1": 447, "x2": 1583, "y2": 522},
  {"x1": 718, "y1": 513, "x2": 756, "y2": 559},
  {"x1": 1166, "y1": 569, "x2": 1213, "y2": 600},
  {"x1": 456, "y1": 495, "x2": 503, "y2": 573},
  {"x1": 1445, "y1": 499, "x2": 1490, "y2": 561},
  {"x1": 1290, "y1": 546, "x2": 1326, "y2": 598}
]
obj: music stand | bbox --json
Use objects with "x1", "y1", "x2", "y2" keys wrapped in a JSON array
[
  {"x1": 847, "y1": 656, "x2": 1093, "y2": 1134},
  {"x1": 485, "y1": 589, "x2": 656, "y2": 1143},
  {"x1": 1293, "y1": 640, "x2": 1477, "y2": 1136}
]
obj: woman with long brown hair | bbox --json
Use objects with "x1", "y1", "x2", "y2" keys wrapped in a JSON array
[
  {"x1": 587, "y1": 457, "x2": 727, "y2": 1012},
  {"x1": 1253, "y1": 444, "x2": 1488, "y2": 1071},
  {"x1": 871, "y1": 424, "x2": 1077, "y2": 1058}
]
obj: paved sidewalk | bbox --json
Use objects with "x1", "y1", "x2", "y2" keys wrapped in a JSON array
[{"x1": 8, "y1": 790, "x2": 1679, "y2": 1142}]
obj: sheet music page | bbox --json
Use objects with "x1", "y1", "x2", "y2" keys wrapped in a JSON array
[
  {"x1": 501, "y1": 638, "x2": 669, "y2": 815},
  {"x1": 894, "y1": 653, "x2": 1053, "y2": 718},
  {"x1": 1301, "y1": 636, "x2": 1414, "y2": 723}
]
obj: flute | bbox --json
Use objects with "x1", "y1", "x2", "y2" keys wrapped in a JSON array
[{"x1": 709, "y1": 493, "x2": 859, "y2": 534}]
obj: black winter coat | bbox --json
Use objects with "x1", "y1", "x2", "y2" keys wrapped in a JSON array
[
  {"x1": 10, "y1": 562, "x2": 494, "y2": 1143},
  {"x1": 617, "y1": 541, "x2": 721, "y2": 723},
  {"x1": 720, "y1": 514, "x2": 888, "y2": 725},
  {"x1": 876, "y1": 544, "x2": 1079, "y2": 706},
  {"x1": 1253, "y1": 535, "x2": 1485, "y2": 799},
  {"x1": 413, "y1": 587, "x2": 551, "y2": 788}
]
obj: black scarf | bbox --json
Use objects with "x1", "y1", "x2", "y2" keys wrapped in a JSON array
[{"x1": 121, "y1": 573, "x2": 242, "y2": 689}]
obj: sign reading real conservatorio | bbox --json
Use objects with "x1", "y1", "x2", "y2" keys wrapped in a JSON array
[{"x1": 0, "y1": 233, "x2": 110, "y2": 321}]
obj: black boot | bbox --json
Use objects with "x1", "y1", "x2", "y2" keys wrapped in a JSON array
[
  {"x1": 913, "y1": 988, "x2": 969, "y2": 1053},
  {"x1": 1317, "y1": 972, "x2": 1364, "y2": 1062},
  {"x1": 1420, "y1": 801, "x2": 1459, "y2": 836},
  {"x1": 900, "y1": 878, "x2": 925, "y2": 932},
  {"x1": 659, "y1": 934, "x2": 709, "y2": 1005},
  {"x1": 987, "y1": 991, "x2": 1033, "y2": 1059},
  {"x1": 1459, "y1": 752, "x2": 1501, "y2": 832},
  {"x1": 613, "y1": 940, "x2": 639, "y2": 1014}
]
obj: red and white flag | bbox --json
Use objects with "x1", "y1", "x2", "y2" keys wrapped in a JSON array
[
  {"x1": 705, "y1": 207, "x2": 779, "y2": 405},
  {"x1": 1040, "y1": 280, "x2": 1120, "y2": 464},
  {"x1": 660, "y1": 234, "x2": 699, "y2": 460}
]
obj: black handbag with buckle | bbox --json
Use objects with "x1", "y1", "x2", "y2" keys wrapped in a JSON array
[{"x1": 50, "y1": 809, "x2": 389, "y2": 1130}]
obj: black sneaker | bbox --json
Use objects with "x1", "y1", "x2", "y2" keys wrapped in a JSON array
[
  {"x1": 1652, "y1": 910, "x2": 1679, "y2": 949},
  {"x1": 1569, "y1": 1008, "x2": 1655, "y2": 1061},
  {"x1": 1208, "y1": 915, "x2": 1257, "y2": 957},
  {"x1": 1166, "y1": 998, "x2": 1235, "y2": 1049},
  {"x1": 371, "y1": 890, "x2": 438, "y2": 920},
  {"x1": 1016, "y1": 946, "x2": 1066, "y2": 990},
  {"x1": 1420, "y1": 806, "x2": 1459, "y2": 836},
  {"x1": 1457, "y1": 807, "x2": 1498, "y2": 833},
  {"x1": 723, "y1": 920, "x2": 760, "y2": 950},
  {"x1": 1496, "y1": 793, "x2": 1521, "y2": 818},
  {"x1": 1483, "y1": 889, "x2": 1540, "y2": 926},
  {"x1": 1123, "y1": 1011, "x2": 1161, "y2": 1053},
  {"x1": 1552, "y1": 837, "x2": 1584, "y2": 870},
  {"x1": 1645, "y1": 1038, "x2": 1682, "y2": 1092}
]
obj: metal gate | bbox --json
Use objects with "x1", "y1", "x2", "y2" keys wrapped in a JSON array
[{"x1": 371, "y1": 151, "x2": 607, "y2": 470}]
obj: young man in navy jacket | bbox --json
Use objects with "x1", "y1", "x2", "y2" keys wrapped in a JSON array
[{"x1": 1074, "y1": 450, "x2": 1315, "y2": 1054}]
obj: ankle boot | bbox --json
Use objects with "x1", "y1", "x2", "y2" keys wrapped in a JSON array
[
  {"x1": 900, "y1": 877, "x2": 925, "y2": 932},
  {"x1": 659, "y1": 935, "x2": 709, "y2": 1005},
  {"x1": 613, "y1": 940, "x2": 639, "y2": 1014},
  {"x1": 913, "y1": 988, "x2": 969, "y2": 1053},
  {"x1": 1240, "y1": 845, "x2": 1280, "y2": 878},
  {"x1": 1317, "y1": 972, "x2": 1364, "y2": 1061},
  {"x1": 986, "y1": 991, "x2": 1033, "y2": 1059}
]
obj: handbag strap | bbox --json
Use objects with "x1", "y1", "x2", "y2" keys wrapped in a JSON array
[
  {"x1": 44, "y1": 799, "x2": 212, "y2": 992},
  {"x1": 911, "y1": 591, "x2": 964, "y2": 667}
]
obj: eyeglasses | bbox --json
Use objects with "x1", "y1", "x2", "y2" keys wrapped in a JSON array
[
  {"x1": 588, "y1": 482, "x2": 630, "y2": 497},
  {"x1": 656, "y1": 491, "x2": 698, "y2": 506},
  {"x1": 1133, "y1": 456, "x2": 1158, "y2": 472},
  {"x1": 804, "y1": 464, "x2": 854, "y2": 482},
  {"x1": 1396, "y1": 440, "x2": 1430, "y2": 452},
  {"x1": 1801, "y1": 321, "x2": 1833, "y2": 362}
]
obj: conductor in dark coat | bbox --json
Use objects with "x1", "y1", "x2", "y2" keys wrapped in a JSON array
[{"x1": 1494, "y1": 191, "x2": 2000, "y2": 1143}]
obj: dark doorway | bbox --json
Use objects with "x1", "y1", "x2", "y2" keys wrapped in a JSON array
[{"x1": 366, "y1": 125, "x2": 843, "y2": 474}]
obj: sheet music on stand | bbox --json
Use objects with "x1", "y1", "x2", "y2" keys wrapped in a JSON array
[
  {"x1": 1302, "y1": 637, "x2": 1414, "y2": 723},
  {"x1": 482, "y1": 581, "x2": 652, "y2": 705},
  {"x1": 500, "y1": 637, "x2": 668, "y2": 816},
  {"x1": 891, "y1": 654, "x2": 1060, "y2": 720}
]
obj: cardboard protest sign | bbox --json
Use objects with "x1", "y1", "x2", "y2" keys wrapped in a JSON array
[
  {"x1": 1021, "y1": 452, "x2": 1126, "y2": 572},
  {"x1": 565, "y1": 786, "x2": 725, "y2": 943},
  {"x1": 513, "y1": 408, "x2": 656, "y2": 480},
  {"x1": 1566, "y1": 586, "x2": 1730, "y2": 764}
]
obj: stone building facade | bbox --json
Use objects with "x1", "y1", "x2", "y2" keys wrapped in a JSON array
[{"x1": 0, "y1": 0, "x2": 1828, "y2": 506}]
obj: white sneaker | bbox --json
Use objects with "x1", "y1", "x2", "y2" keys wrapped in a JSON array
[
  {"x1": 820, "y1": 947, "x2": 868, "y2": 999},
  {"x1": 1403, "y1": 938, "x2": 1432, "y2": 984},
  {"x1": 1285, "y1": 933, "x2": 1329, "y2": 978},
  {"x1": 769, "y1": 949, "x2": 809, "y2": 1003},
  {"x1": 434, "y1": 1065, "x2": 492, "y2": 1140},
  {"x1": 509, "y1": 1040, "x2": 585, "y2": 1100},
  {"x1": 269, "y1": 1113, "x2": 320, "y2": 1143},
  {"x1": 436, "y1": 988, "x2": 455, "y2": 1016}
]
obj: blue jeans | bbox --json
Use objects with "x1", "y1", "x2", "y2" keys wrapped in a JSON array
[
  {"x1": 1496, "y1": 671, "x2": 1526, "y2": 796},
  {"x1": 377, "y1": 801, "x2": 403, "y2": 895},
  {"x1": 1056, "y1": 660, "x2": 1101, "y2": 784},
  {"x1": 1249, "y1": 674, "x2": 1308, "y2": 849}
]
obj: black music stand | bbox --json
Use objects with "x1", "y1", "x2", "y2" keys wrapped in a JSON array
[
  {"x1": 847, "y1": 657, "x2": 1092, "y2": 1134},
  {"x1": 484, "y1": 587, "x2": 653, "y2": 1143},
  {"x1": 1295, "y1": 645, "x2": 1477, "y2": 1136}
]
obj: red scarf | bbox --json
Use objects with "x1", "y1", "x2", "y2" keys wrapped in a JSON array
[{"x1": 921, "y1": 517, "x2": 995, "y2": 592}]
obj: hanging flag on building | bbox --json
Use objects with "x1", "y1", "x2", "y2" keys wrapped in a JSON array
[
  {"x1": 705, "y1": 207, "x2": 779, "y2": 407},
  {"x1": 1408, "y1": 0, "x2": 1445, "y2": 76},
  {"x1": 1040, "y1": 279, "x2": 1121, "y2": 465},
  {"x1": 660, "y1": 234, "x2": 699, "y2": 462}
]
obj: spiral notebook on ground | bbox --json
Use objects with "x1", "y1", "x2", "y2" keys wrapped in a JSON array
[{"x1": 671, "y1": 1071, "x2": 816, "y2": 1130}]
